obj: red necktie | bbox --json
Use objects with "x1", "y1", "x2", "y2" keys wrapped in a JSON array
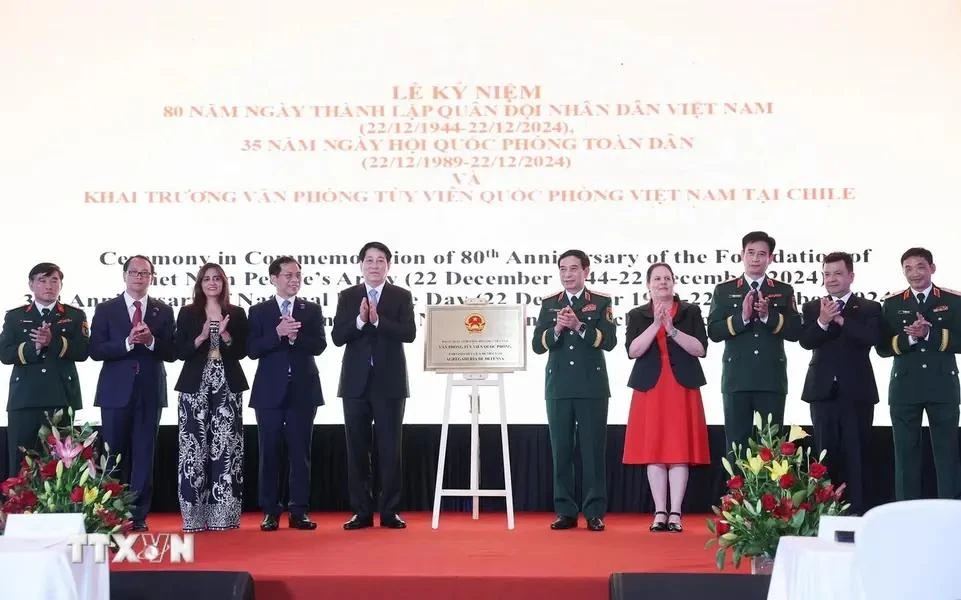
[{"x1": 132, "y1": 300, "x2": 143, "y2": 327}]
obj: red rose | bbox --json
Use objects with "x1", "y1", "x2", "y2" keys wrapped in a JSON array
[
  {"x1": 103, "y1": 482, "x2": 123, "y2": 497},
  {"x1": 779, "y1": 473, "x2": 795, "y2": 489},
  {"x1": 761, "y1": 493, "x2": 777, "y2": 511},
  {"x1": 727, "y1": 475, "x2": 744, "y2": 490},
  {"x1": 759, "y1": 447, "x2": 774, "y2": 462},
  {"x1": 809, "y1": 462, "x2": 828, "y2": 479},
  {"x1": 799, "y1": 502, "x2": 812, "y2": 512},
  {"x1": 714, "y1": 518, "x2": 731, "y2": 537},
  {"x1": 70, "y1": 486, "x2": 84, "y2": 503},
  {"x1": 1, "y1": 477, "x2": 22, "y2": 496},
  {"x1": 81, "y1": 445, "x2": 94, "y2": 460},
  {"x1": 46, "y1": 434, "x2": 57, "y2": 447},
  {"x1": 19, "y1": 489, "x2": 37, "y2": 508},
  {"x1": 780, "y1": 442, "x2": 797, "y2": 456},
  {"x1": 731, "y1": 489, "x2": 744, "y2": 502},
  {"x1": 40, "y1": 460, "x2": 59, "y2": 479},
  {"x1": 775, "y1": 497, "x2": 794, "y2": 519},
  {"x1": 815, "y1": 483, "x2": 834, "y2": 504}
]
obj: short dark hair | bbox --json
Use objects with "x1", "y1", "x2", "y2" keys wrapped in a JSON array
[
  {"x1": 900, "y1": 247, "x2": 933, "y2": 266},
  {"x1": 822, "y1": 252, "x2": 854, "y2": 272},
  {"x1": 646, "y1": 262, "x2": 675, "y2": 283},
  {"x1": 29, "y1": 262, "x2": 63, "y2": 281},
  {"x1": 268, "y1": 255, "x2": 300, "y2": 277},
  {"x1": 742, "y1": 231, "x2": 776, "y2": 253},
  {"x1": 558, "y1": 249, "x2": 589, "y2": 269},
  {"x1": 359, "y1": 241, "x2": 392, "y2": 263},
  {"x1": 123, "y1": 255, "x2": 154, "y2": 274}
]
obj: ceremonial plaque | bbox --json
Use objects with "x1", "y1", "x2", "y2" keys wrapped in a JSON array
[{"x1": 424, "y1": 302, "x2": 526, "y2": 372}]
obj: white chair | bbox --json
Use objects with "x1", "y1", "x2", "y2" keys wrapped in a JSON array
[{"x1": 854, "y1": 499, "x2": 961, "y2": 600}]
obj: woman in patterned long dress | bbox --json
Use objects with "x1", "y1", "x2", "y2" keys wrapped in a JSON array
[{"x1": 173, "y1": 263, "x2": 249, "y2": 532}]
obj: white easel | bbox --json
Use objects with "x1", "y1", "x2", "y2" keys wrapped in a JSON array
[{"x1": 431, "y1": 371, "x2": 515, "y2": 529}]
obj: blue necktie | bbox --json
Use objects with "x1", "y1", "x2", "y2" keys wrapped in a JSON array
[
  {"x1": 835, "y1": 298, "x2": 845, "y2": 311},
  {"x1": 282, "y1": 299, "x2": 292, "y2": 374},
  {"x1": 368, "y1": 289, "x2": 379, "y2": 365}
]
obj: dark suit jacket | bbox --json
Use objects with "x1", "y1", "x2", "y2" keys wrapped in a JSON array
[
  {"x1": 246, "y1": 297, "x2": 326, "y2": 409},
  {"x1": 330, "y1": 282, "x2": 416, "y2": 399},
  {"x1": 799, "y1": 294, "x2": 881, "y2": 405},
  {"x1": 173, "y1": 304, "x2": 250, "y2": 394},
  {"x1": 89, "y1": 294, "x2": 175, "y2": 408},
  {"x1": 625, "y1": 297, "x2": 708, "y2": 391}
]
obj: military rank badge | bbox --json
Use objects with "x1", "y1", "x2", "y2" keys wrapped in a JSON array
[
  {"x1": 81, "y1": 321, "x2": 90, "y2": 338},
  {"x1": 605, "y1": 306, "x2": 613, "y2": 322}
]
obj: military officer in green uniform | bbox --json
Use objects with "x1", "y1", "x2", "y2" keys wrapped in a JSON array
[
  {"x1": 532, "y1": 249, "x2": 617, "y2": 532},
  {"x1": 0, "y1": 263, "x2": 90, "y2": 475},
  {"x1": 708, "y1": 231, "x2": 801, "y2": 455},
  {"x1": 876, "y1": 247, "x2": 961, "y2": 500}
]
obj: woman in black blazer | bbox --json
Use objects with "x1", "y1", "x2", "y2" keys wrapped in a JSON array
[
  {"x1": 174, "y1": 263, "x2": 249, "y2": 532},
  {"x1": 622, "y1": 263, "x2": 710, "y2": 533}
]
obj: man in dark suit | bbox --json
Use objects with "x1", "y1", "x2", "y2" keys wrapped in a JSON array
[
  {"x1": 532, "y1": 249, "x2": 617, "y2": 532},
  {"x1": 708, "y1": 231, "x2": 802, "y2": 455},
  {"x1": 798, "y1": 252, "x2": 881, "y2": 514},
  {"x1": 332, "y1": 241, "x2": 416, "y2": 530},
  {"x1": 876, "y1": 247, "x2": 961, "y2": 500},
  {"x1": 247, "y1": 256, "x2": 327, "y2": 532},
  {"x1": 89, "y1": 255, "x2": 175, "y2": 531},
  {"x1": 1, "y1": 263, "x2": 89, "y2": 476}
]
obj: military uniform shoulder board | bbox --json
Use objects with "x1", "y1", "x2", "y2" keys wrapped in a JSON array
[
  {"x1": 881, "y1": 289, "x2": 907, "y2": 301},
  {"x1": 937, "y1": 287, "x2": 961, "y2": 297},
  {"x1": 543, "y1": 290, "x2": 564, "y2": 302},
  {"x1": 588, "y1": 289, "x2": 610, "y2": 298}
]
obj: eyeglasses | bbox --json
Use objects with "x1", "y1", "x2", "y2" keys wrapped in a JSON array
[{"x1": 126, "y1": 270, "x2": 153, "y2": 278}]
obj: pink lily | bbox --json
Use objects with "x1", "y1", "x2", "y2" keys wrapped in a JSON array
[{"x1": 52, "y1": 436, "x2": 82, "y2": 469}]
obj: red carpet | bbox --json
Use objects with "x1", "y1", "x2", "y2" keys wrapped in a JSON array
[{"x1": 110, "y1": 512, "x2": 748, "y2": 600}]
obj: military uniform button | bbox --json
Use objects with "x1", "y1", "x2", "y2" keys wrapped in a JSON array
[
  {"x1": 922, "y1": 364, "x2": 927, "y2": 369},
  {"x1": 569, "y1": 361, "x2": 575, "y2": 365},
  {"x1": 754, "y1": 333, "x2": 759, "y2": 338},
  {"x1": 753, "y1": 350, "x2": 759, "y2": 355},
  {"x1": 920, "y1": 348, "x2": 926, "y2": 352},
  {"x1": 41, "y1": 368, "x2": 47, "y2": 373},
  {"x1": 569, "y1": 346, "x2": 574, "y2": 350}
]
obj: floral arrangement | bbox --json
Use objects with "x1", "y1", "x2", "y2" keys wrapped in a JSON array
[
  {"x1": 706, "y1": 412, "x2": 849, "y2": 569},
  {"x1": 0, "y1": 409, "x2": 135, "y2": 535}
]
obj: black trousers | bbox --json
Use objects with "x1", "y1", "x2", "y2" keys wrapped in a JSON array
[
  {"x1": 809, "y1": 387, "x2": 874, "y2": 514},
  {"x1": 254, "y1": 383, "x2": 317, "y2": 517},
  {"x1": 6, "y1": 408, "x2": 59, "y2": 474},
  {"x1": 722, "y1": 391, "x2": 785, "y2": 459},
  {"x1": 343, "y1": 373, "x2": 406, "y2": 518}
]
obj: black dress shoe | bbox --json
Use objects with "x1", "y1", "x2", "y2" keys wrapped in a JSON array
[
  {"x1": 649, "y1": 511, "x2": 668, "y2": 532},
  {"x1": 343, "y1": 514, "x2": 374, "y2": 530},
  {"x1": 380, "y1": 514, "x2": 407, "y2": 529},
  {"x1": 550, "y1": 515, "x2": 577, "y2": 530},
  {"x1": 260, "y1": 514, "x2": 279, "y2": 532},
  {"x1": 586, "y1": 517, "x2": 605, "y2": 532},
  {"x1": 288, "y1": 514, "x2": 317, "y2": 530},
  {"x1": 667, "y1": 512, "x2": 683, "y2": 533},
  {"x1": 131, "y1": 520, "x2": 148, "y2": 532}
]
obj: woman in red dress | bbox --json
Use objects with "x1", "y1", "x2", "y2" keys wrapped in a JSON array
[{"x1": 623, "y1": 263, "x2": 710, "y2": 533}]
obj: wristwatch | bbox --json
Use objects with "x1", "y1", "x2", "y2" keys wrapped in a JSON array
[
  {"x1": 668, "y1": 328, "x2": 678, "y2": 339},
  {"x1": 577, "y1": 322, "x2": 587, "y2": 335}
]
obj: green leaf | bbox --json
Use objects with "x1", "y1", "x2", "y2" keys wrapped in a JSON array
[
  {"x1": 789, "y1": 508, "x2": 807, "y2": 529},
  {"x1": 791, "y1": 489, "x2": 808, "y2": 505},
  {"x1": 715, "y1": 548, "x2": 726, "y2": 570},
  {"x1": 721, "y1": 457, "x2": 734, "y2": 477}
]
